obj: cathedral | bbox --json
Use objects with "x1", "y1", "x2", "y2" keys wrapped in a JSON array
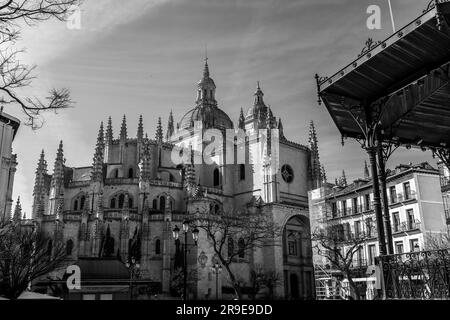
[{"x1": 30, "y1": 58, "x2": 322, "y2": 300}]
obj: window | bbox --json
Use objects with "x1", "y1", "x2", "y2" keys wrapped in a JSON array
[
  {"x1": 155, "y1": 239, "x2": 161, "y2": 255},
  {"x1": 365, "y1": 194, "x2": 371, "y2": 211},
  {"x1": 331, "y1": 202, "x2": 337, "y2": 218},
  {"x1": 389, "y1": 186, "x2": 397, "y2": 204},
  {"x1": 128, "y1": 168, "x2": 134, "y2": 178},
  {"x1": 118, "y1": 194, "x2": 125, "y2": 208},
  {"x1": 80, "y1": 196, "x2": 86, "y2": 210},
  {"x1": 342, "y1": 200, "x2": 347, "y2": 216},
  {"x1": 110, "y1": 198, "x2": 116, "y2": 208},
  {"x1": 73, "y1": 200, "x2": 78, "y2": 211},
  {"x1": 410, "y1": 239, "x2": 419, "y2": 252},
  {"x1": 392, "y1": 212, "x2": 400, "y2": 232},
  {"x1": 152, "y1": 199, "x2": 157, "y2": 209},
  {"x1": 354, "y1": 220, "x2": 361, "y2": 237},
  {"x1": 365, "y1": 218, "x2": 373, "y2": 237},
  {"x1": 128, "y1": 197, "x2": 133, "y2": 208},
  {"x1": 238, "y1": 238, "x2": 245, "y2": 259},
  {"x1": 368, "y1": 245, "x2": 377, "y2": 265},
  {"x1": 395, "y1": 241, "x2": 404, "y2": 254},
  {"x1": 82, "y1": 294, "x2": 96, "y2": 300},
  {"x1": 403, "y1": 182, "x2": 411, "y2": 200},
  {"x1": 288, "y1": 239, "x2": 297, "y2": 256},
  {"x1": 352, "y1": 198, "x2": 358, "y2": 214},
  {"x1": 114, "y1": 169, "x2": 119, "y2": 178},
  {"x1": 160, "y1": 196, "x2": 166, "y2": 211},
  {"x1": 281, "y1": 164, "x2": 294, "y2": 183},
  {"x1": 47, "y1": 240, "x2": 53, "y2": 256},
  {"x1": 407, "y1": 209, "x2": 415, "y2": 230},
  {"x1": 214, "y1": 204, "x2": 220, "y2": 214},
  {"x1": 99, "y1": 294, "x2": 113, "y2": 300},
  {"x1": 228, "y1": 238, "x2": 234, "y2": 258},
  {"x1": 213, "y1": 168, "x2": 220, "y2": 187},
  {"x1": 239, "y1": 164, "x2": 245, "y2": 181},
  {"x1": 66, "y1": 239, "x2": 74, "y2": 255}
]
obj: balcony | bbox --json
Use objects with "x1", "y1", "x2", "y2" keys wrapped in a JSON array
[
  {"x1": 445, "y1": 209, "x2": 450, "y2": 225},
  {"x1": 389, "y1": 191, "x2": 416, "y2": 205},
  {"x1": 440, "y1": 176, "x2": 450, "y2": 188},
  {"x1": 105, "y1": 178, "x2": 139, "y2": 185},
  {"x1": 392, "y1": 220, "x2": 421, "y2": 233},
  {"x1": 350, "y1": 258, "x2": 368, "y2": 269}
]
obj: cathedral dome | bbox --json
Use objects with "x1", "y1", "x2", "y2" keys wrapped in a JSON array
[{"x1": 179, "y1": 105, "x2": 233, "y2": 130}]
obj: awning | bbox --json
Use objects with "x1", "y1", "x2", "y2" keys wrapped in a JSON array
[{"x1": 318, "y1": 1, "x2": 450, "y2": 148}]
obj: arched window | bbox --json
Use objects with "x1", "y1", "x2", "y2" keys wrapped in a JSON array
[
  {"x1": 169, "y1": 173, "x2": 175, "y2": 182},
  {"x1": 152, "y1": 199, "x2": 157, "y2": 209},
  {"x1": 160, "y1": 196, "x2": 166, "y2": 211},
  {"x1": 128, "y1": 197, "x2": 133, "y2": 208},
  {"x1": 155, "y1": 239, "x2": 161, "y2": 255},
  {"x1": 47, "y1": 240, "x2": 53, "y2": 256},
  {"x1": 73, "y1": 200, "x2": 78, "y2": 211},
  {"x1": 214, "y1": 204, "x2": 220, "y2": 214},
  {"x1": 66, "y1": 239, "x2": 74, "y2": 255},
  {"x1": 238, "y1": 238, "x2": 245, "y2": 258},
  {"x1": 128, "y1": 168, "x2": 134, "y2": 178},
  {"x1": 80, "y1": 196, "x2": 86, "y2": 210},
  {"x1": 228, "y1": 238, "x2": 234, "y2": 258},
  {"x1": 239, "y1": 164, "x2": 245, "y2": 181},
  {"x1": 213, "y1": 168, "x2": 220, "y2": 187},
  {"x1": 118, "y1": 194, "x2": 125, "y2": 209},
  {"x1": 110, "y1": 198, "x2": 116, "y2": 208},
  {"x1": 114, "y1": 169, "x2": 119, "y2": 178}
]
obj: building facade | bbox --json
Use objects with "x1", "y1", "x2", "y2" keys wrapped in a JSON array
[
  {"x1": 30, "y1": 60, "x2": 320, "y2": 300},
  {"x1": 309, "y1": 162, "x2": 448, "y2": 299},
  {"x1": 0, "y1": 108, "x2": 19, "y2": 222},
  {"x1": 437, "y1": 161, "x2": 450, "y2": 229}
]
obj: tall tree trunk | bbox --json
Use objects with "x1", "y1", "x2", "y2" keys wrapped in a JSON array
[
  {"x1": 223, "y1": 263, "x2": 243, "y2": 300},
  {"x1": 346, "y1": 270, "x2": 360, "y2": 300}
]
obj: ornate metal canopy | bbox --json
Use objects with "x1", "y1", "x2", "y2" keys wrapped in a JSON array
[{"x1": 317, "y1": 1, "x2": 450, "y2": 150}]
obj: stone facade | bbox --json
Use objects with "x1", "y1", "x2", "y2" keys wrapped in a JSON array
[
  {"x1": 0, "y1": 109, "x2": 19, "y2": 221},
  {"x1": 32, "y1": 60, "x2": 318, "y2": 299}
]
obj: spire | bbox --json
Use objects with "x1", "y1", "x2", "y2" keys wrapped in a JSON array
[
  {"x1": 120, "y1": 115, "x2": 127, "y2": 141},
  {"x1": 13, "y1": 197, "x2": 22, "y2": 221},
  {"x1": 364, "y1": 160, "x2": 370, "y2": 179},
  {"x1": 32, "y1": 150, "x2": 47, "y2": 219},
  {"x1": 155, "y1": 117, "x2": 163, "y2": 143},
  {"x1": 340, "y1": 170, "x2": 347, "y2": 187},
  {"x1": 139, "y1": 140, "x2": 151, "y2": 181},
  {"x1": 203, "y1": 55, "x2": 210, "y2": 79},
  {"x1": 321, "y1": 164, "x2": 327, "y2": 184},
  {"x1": 278, "y1": 118, "x2": 284, "y2": 139},
  {"x1": 51, "y1": 141, "x2": 65, "y2": 189},
  {"x1": 137, "y1": 115, "x2": 144, "y2": 141},
  {"x1": 166, "y1": 110, "x2": 174, "y2": 141},
  {"x1": 266, "y1": 106, "x2": 274, "y2": 129},
  {"x1": 105, "y1": 116, "x2": 113, "y2": 145},
  {"x1": 238, "y1": 107, "x2": 245, "y2": 130},
  {"x1": 309, "y1": 121, "x2": 322, "y2": 188},
  {"x1": 254, "y1": 81, "x2": 265, "y2": 106},
  {"x1": 92, "y1": 122, "x2": 105, "y2": 181}
]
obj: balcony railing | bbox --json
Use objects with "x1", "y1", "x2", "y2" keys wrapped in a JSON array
[
  {"x1": 390, "y1": 191, "x2": 417, "y2": 204},
  {"x1": 350, "y1": 258, "x2": 368, "y2": 269},
  {"x1": 392, "y1": 220, "x2": 421, "y2": 233},
  {"x1": 440, "y1": 176, "x2": 450, "y2": 188}
]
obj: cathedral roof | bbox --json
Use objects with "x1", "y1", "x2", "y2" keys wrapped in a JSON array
[{"x1": 178, "y1": 105, "x2": 233, "y2": 130}]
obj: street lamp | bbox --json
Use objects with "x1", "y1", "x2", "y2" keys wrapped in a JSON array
[
  {"x1": 172, "y1": 220, "x2": 199, "y2": 300},
  {"x1": 126, "y1": 257, "x2": 140, "y2": 300},
  {"x1": 211, "y1": 262, "x2": 222, "y2": 300}
]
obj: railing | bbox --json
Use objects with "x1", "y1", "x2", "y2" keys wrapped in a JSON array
[
  {"x1": 445, "y1": 209, "x2": 450, "y2": 224},
  {"x1": 351, "y1": 258, "x2": 368, "y2": 269},
  {"x1": 105, "y1": 178, "x2": 139, "y2": 185},
  {"x1": 379, "y1": 249, "x2": 450, "y2": 299},
  {"x1": 392, "y1": 220, "x2": 421, "y2": 233},
  {"x1": 390, "y1": 191, "x2": 417, "y2": 204},
  {"x1": 440, "y1": 176, "x2": 450, "y2": 188},
  {"x1": 68, "y1": 180, "x2": 91, "y2": 188}
]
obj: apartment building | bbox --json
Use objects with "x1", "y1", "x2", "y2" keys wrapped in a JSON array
[{"x1": 309, "y1": 162, "x2": 448, "y2": 299}]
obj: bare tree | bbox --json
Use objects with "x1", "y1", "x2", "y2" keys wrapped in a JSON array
[
  {"x1": 423, "y1": 231, "x2": 450, "y2": 250},
  {"x1": 312, "y1": 219, "x2": 374, "y2": 300},
  {"x1": 0, "y1": 220, "x2": 67, "y2": 299},
  {"x1": 0, "y1": 0, "x2": 81, "y2": 128},
  {"x1": 248, "y1": 264, "x2": 282, "y2": 300},
  {"x1": 195, "y1": 211, "x2": 282, "y2": 300}
]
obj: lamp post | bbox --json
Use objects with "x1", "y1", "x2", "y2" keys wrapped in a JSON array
[
  {"x1": 126, "y1": 257, "x2": 140, "y2": 300},
  {"x1": 173, "y1": 220, "x2": 199, "y2": 300},
  {"x1": 211, "y1": 262, "x2": 222, "y2": 300}
]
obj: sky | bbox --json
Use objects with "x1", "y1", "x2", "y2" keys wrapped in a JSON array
[{"x1": 4, "y1": 0, "x2": 436, "y2": 217}]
